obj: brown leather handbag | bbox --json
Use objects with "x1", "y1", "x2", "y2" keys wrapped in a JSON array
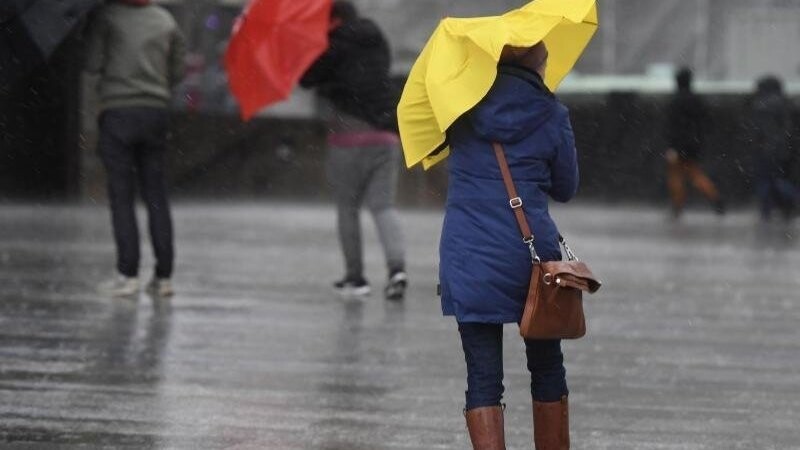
[{"x1": 492, "y1": 142, "x2": 601, "y2": 340}]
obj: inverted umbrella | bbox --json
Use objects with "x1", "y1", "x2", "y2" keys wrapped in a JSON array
[
  {"x1": 397, "y1": 0, "x2": 598, "y2": 169},
  {"x1": 1, "y1": 0, "x2": 100, "y2": 88},
  {"x1": 19, "y1": 0, "x2": 100, "y2": 59},
  {"x1": 225, "y1": 0, "x2": 332, "y2": 121},
  {"x1": 1, "y1": 0, "x2": 35, "y2": 23}
]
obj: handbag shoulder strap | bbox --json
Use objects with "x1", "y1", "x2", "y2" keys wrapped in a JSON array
[{"x1": 491, "y1": 142, "x2": 539, "y2": 261}]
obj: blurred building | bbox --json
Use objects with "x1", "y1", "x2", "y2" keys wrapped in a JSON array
[
  {"x1": 570, "y1": 0, "x2": 800, "y2": 92},
  {"x1": 165, "y1": 0, "x2": 800, "y2": 89},
  {"x1": 129, "y1": 0, "x2": 800, "y2": 207},
  {"x1": 148, "y1": 0, "x2": 800, "y2": 125},
  {"x1": 2, "y1": 0, "x2": 799, "y2": 202}
]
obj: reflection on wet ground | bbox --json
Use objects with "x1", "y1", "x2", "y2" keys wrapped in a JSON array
[{"x1": 0, "y1": 203, "x2": 798, "y2": 449}]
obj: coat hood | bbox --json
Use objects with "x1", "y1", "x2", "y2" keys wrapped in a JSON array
[{"x1": 469, "y1": 64, "x2": 557, "y2": 143}]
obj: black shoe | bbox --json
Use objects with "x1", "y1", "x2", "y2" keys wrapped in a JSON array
[
  {"x1": 384, "y1": 271, "x2": 408, "y2": 300},
  {"x1": 333, "y1": 277, "x2": 371, "y2": 297}
]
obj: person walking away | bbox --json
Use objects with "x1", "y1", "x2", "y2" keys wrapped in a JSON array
[
  {"x1": 86, "y1": 0, "x2": 185, "y2": 297},
  {"x1": 664, "y1": 67, "x2": 725, "y2": 218},
  {"x1": 300, "y1": 1, "x2": 407, "y2": 300},
  {"x1": 747, "y1": 75, "x2": 798, "y2": 221},
  {"x1": 440, "y1": 42, "x2": 575, "y2": 449}
]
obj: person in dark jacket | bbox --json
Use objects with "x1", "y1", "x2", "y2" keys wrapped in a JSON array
[
  {"x1": 300, "y1": 1, "x2": 407, "y2": 300},
  {"x1": 86, "y1": 0, "x2": 185, "y2": 297},
  {"x1": 748, "y1": 75, "x2": 798, "y2": 221},
  {"x1": 664, "y1": 67, "x2": 725, "y2": 218},
  {"x1": 440, "y1": 42, "x2": 576, "y2": 449}
]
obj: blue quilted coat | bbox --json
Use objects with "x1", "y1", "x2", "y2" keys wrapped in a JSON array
[{"x1": 439, "y1": 65, "x2": 579, "y2": 324}]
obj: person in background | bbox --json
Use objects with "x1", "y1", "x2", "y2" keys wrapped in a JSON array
[
  {"x1": 300, "y1": 1, "x2": 408, "y2": 301},
  {"x1": 747, "y1": 75, "x2": 798, "y2": 221},
  {"x1": 86, "y1": 0, "x2": 185, "y2": 297},
  {"x1": 440, "y1": 42, "x2": 577, "y2": 449},
  {"x1": 664, "y1": 67, "x2": 726, "y2": 218}
]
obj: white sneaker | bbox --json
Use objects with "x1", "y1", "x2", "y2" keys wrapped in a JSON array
[
  {"x1": 146, "y1": 278, "x2": 174, "y2": 297},
  {"x1": 333, "y1": 277, "x2": 371, "y2": 298},
  {"x1": 384, "y1": 271, "x2": 408, "y2": 300},
  {"x1": 98, "y1": 275, "x2": 140, "y2": 297}
]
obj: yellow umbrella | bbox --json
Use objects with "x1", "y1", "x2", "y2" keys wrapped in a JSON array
[{"x1": 398, "y1": 0, "x2": 598, "y2": 169}]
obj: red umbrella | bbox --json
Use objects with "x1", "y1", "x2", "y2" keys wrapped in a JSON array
[{"x1": 225, "y1": 0, "x2": 332, "y2": 120}]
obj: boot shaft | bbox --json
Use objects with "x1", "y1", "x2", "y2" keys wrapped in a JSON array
[
  {"x1": 465, "y1": 405, "x2": 506, "y2": 450},
  {"x1": 533, "y1": 395, "x2": 569, "y2": 450}
]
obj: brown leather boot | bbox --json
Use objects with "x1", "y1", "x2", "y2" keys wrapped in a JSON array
[
  {"x1": 533, "y1": 395, "x2": 569, "y2": 449},
  {"x1": 465, "y1": 405, "x2": 506, "y2": 450}
]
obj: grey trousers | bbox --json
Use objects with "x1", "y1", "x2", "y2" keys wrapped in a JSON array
[{"x1": 326, "y1": 144, "x2": 406, "y2": 279}]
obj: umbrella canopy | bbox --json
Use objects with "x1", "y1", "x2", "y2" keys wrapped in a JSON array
[
  {"x1": 1, "y1": 0, "x2": 100, "y2": 88},
  {"x1": 225, "y1": 0, "x2": 332, "y2": 121},
  {"x1": 1, "y1": 0, "x2": 35, "y2": 23},
  {"x1": 397, "y1": 0, "x2": 598, "y2": 169},
  {"x1": 19, "y1": 0, "x2": 100, "y2": 59}
]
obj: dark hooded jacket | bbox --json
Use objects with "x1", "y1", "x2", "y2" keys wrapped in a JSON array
[
  {"x1": 748, "y1": 87, "x2": 793, "y2": 168},
  {"x1": 665, "y1": 89, "x2": 710, "y2": 160},
  {"x1": 439, "y1": 65, "x2": 579, "y2": 323},
  {"x1": 299, "y1": 17, "x2": 398, "y2": 132}
]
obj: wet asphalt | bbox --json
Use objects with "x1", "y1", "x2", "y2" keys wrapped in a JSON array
[{"x1": 0, "y1": 202, "x2": 798, "y2": 449}]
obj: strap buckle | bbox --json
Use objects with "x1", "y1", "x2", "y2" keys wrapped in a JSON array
[
  {"x1": 509, "y1": 197, "x2": 523, "y2": 209},
  {"x1": 523, "y1": 236, "x2": 540, "y2": 263}
]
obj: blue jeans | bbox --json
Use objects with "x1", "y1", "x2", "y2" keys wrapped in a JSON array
[
  {"x1": 756, "y1": 177, "x2": 799, "y2": 220},
  {"x1": 458, "y1": 322, "x2": 568, "y2": 410}
]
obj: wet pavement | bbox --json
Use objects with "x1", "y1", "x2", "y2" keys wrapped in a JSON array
[{"x1": 0, "y1": 202, "x2": 799, "y2": 449}]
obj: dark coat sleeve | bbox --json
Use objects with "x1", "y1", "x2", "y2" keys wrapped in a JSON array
[
  {"x1": 695, "y1": 96, "x2": 712, "y2": 134},
  {"x1": 549, "y1": 105, "x2": 579, "y2": 203},
  {"x1": 664, "y1": 98, "x2": 681, "y2": 148}
]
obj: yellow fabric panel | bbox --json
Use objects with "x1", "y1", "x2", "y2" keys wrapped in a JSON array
[{"x1": 397, "y1": 0, "x2": 598, "y2": 170}]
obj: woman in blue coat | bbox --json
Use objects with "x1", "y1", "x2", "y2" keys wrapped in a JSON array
[{"x1": 440, "y1": 43, "x2": 578, "y2": 449}]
